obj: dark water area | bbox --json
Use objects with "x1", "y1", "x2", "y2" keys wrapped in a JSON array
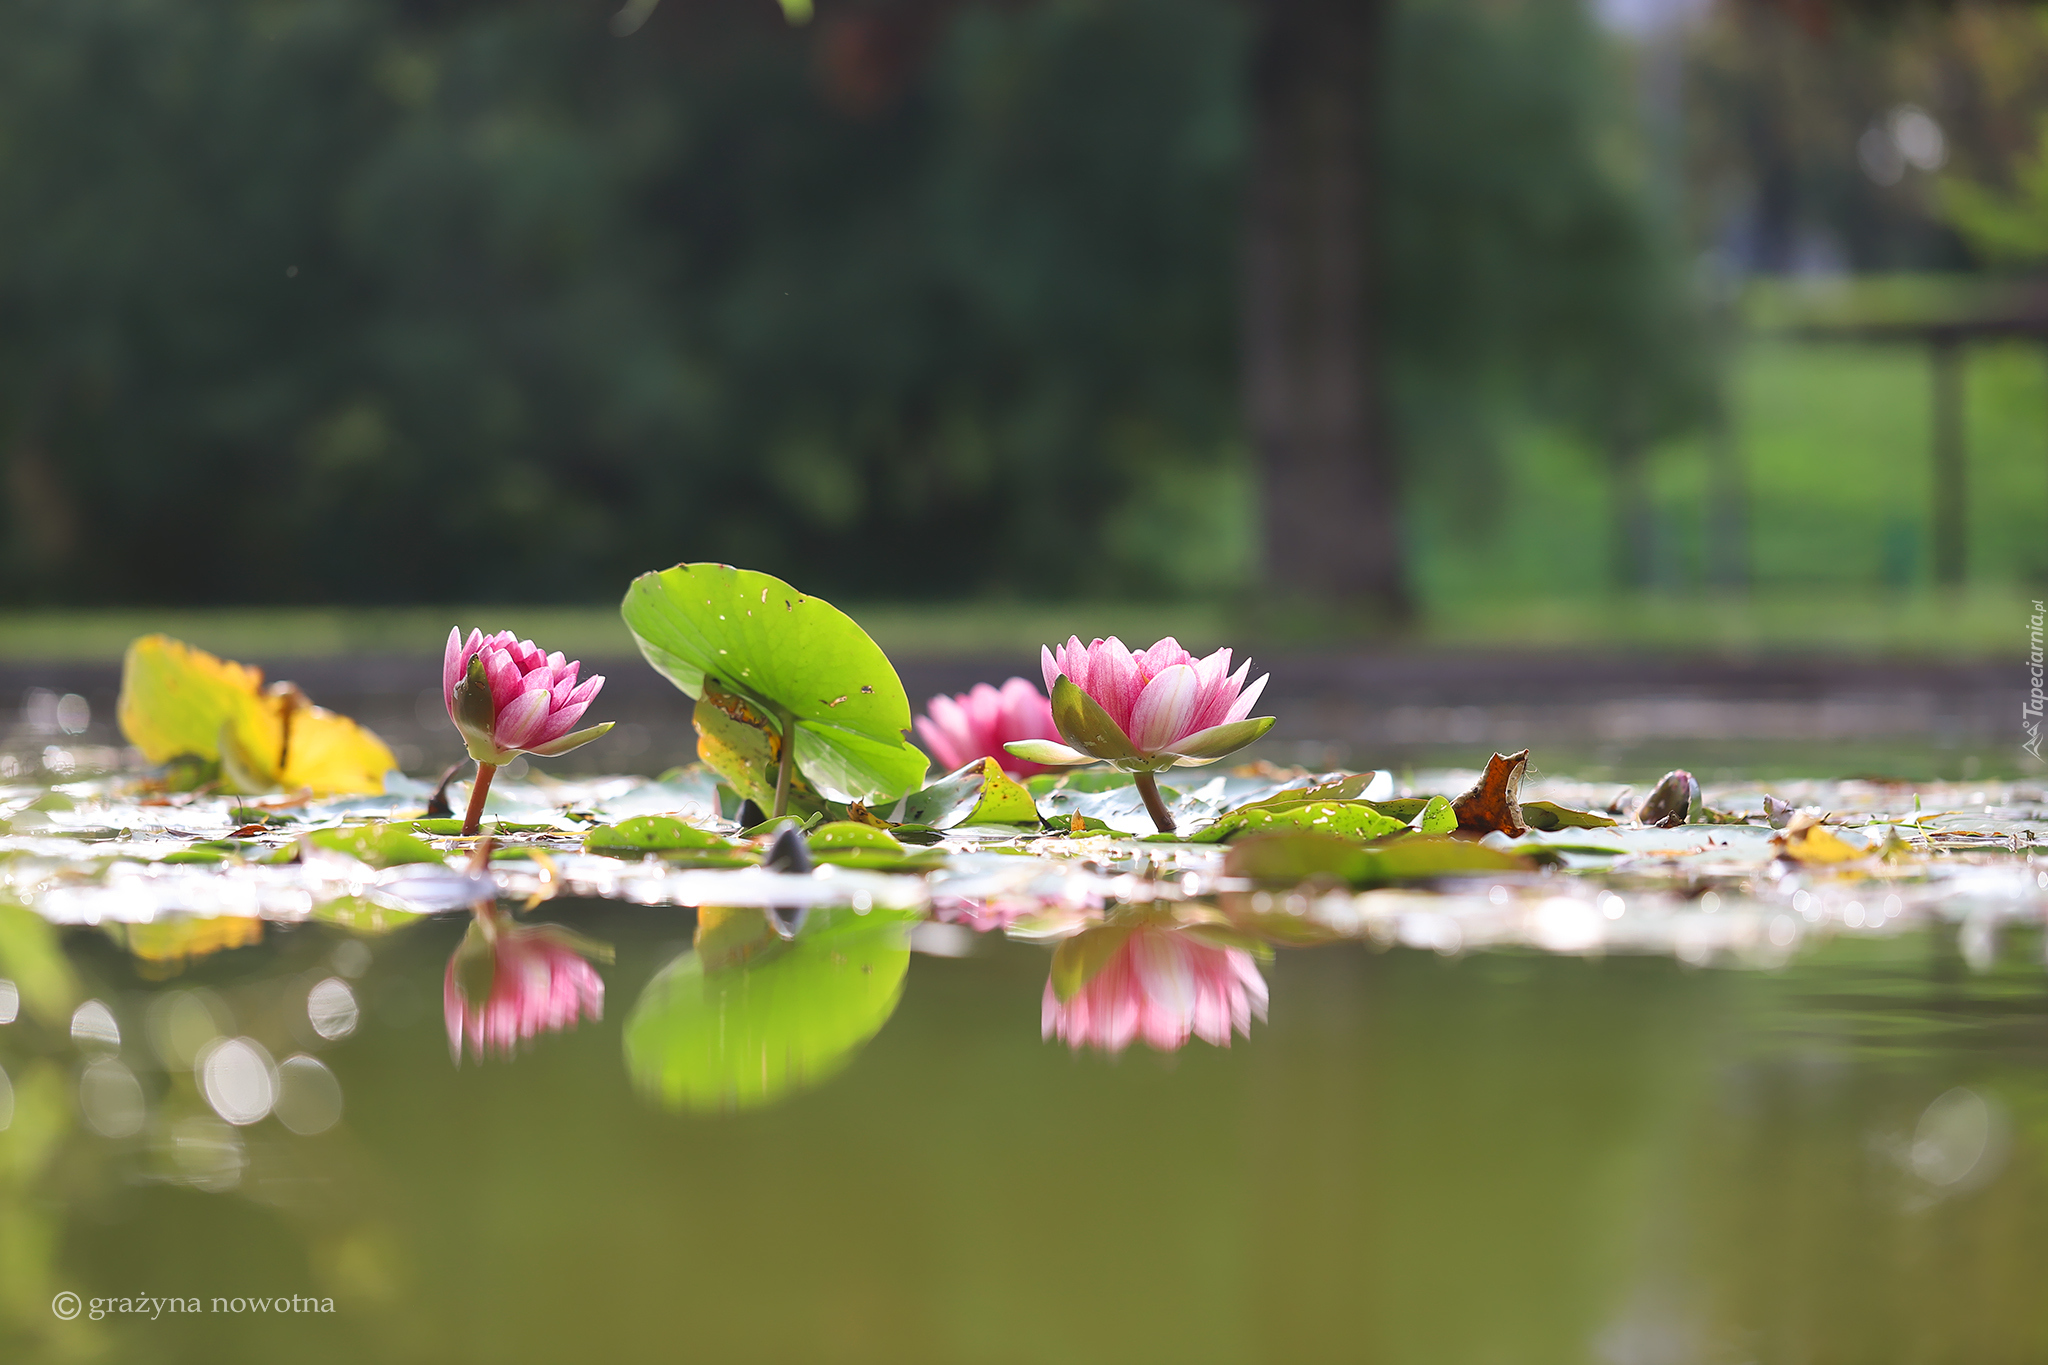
[{"x1": 9, "y1": 899, "x2": 2048, "y2": 1364}]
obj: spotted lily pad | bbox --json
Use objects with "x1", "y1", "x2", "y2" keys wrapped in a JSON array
[
  {"x1": 1192, "y1": 800, "x2": 1409, "y2": 844},
  {"x1": 306, "y1": 823, "x2": 447, "y2": 868},
  {"x1": 621, "y1": 564, "x2": 928, "y2": 804},
  {"x1": 901, "y1": 758, "x2": 1042, "y2": 829}
]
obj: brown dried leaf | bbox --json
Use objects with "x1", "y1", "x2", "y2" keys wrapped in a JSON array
[{"x1": 1451, "y1": 750, "x2": 1529, "y2": 837}]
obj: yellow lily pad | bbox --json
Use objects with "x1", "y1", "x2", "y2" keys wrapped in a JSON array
[
  {"x1": 117, "y1": 635, "x2": 395, "y2": 795},
  {"x1": 117, "y1": 635, "x2": 264, "y2": 765},
  {"x1": 1775, "y1": 816, "x2": 1871, "y2": 865}
]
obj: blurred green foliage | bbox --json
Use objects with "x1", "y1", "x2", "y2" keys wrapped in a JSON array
[{"x1": 0, "y1": 0, "x2": 1698, "y2": 605}]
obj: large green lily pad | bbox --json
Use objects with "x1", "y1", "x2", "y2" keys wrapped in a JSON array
[{"x1": 621, "y1": 564, "x2": 928, "y2": 804}]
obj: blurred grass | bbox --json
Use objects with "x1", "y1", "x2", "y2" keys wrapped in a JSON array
[
  {"x1": 0, "y1": 588, "x2": 2028, "y2": 662},
  {"x1": 1410, "y1": 329, "x2": 2048, "y2": 609}
]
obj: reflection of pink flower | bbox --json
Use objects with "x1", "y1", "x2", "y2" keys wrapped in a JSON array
[
  {"x1": 1043, "y1": 925, "x2": 1267, "y2": 1054},
  {"x1": 932, "y1": 896, "x2": 1032, "y2": 933},
  {"x1": 444, "y1": 917, "x2": 608, "y2": 1062},
  {"x1": 915, "y1": 678, "x2": 1061, "y2": 777},
  {"x1": 443, "y1": 627, "x2": 612, "y2": 765}
]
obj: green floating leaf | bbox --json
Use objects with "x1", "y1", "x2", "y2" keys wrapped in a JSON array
[
  {"x1": 305, "y1": 823, "x2": 445, "y2": 869},
  {"x1": 1222, "y1": 772, "x2": 1378, "y2": 814},
  {"x1": 1193, "y1": 799, "x2": 1409, "y2": 845},
  {"x1": 624, "y1": 907, "x2": 914, "y2": 1112},
  {"x1": 584, "y1": 816, "x2": 733, "y2": 853},
  {"x1": 808, "y1": 821, "x2": 903, "y2": 852},
  {"x1": 585, "y1": 816, "x2": 753, "y2": 867},
  {"x1": 1222, "y1": 832, "x2": 1369, "y2": 884},
  {"x1": 621, "y1": 563, "x2": 928, "y2": 804},
  {"x1": 1413, "y1": 795, "x2": 1458, "y2": 834},
  {"x1": 403, "y1": 818, "x2": 557, "y2": 837},
  {"x1": 807, "y1": 821, "x2": 942, "y2": 871},
  {"x1": 1365, "y1": 833, "x2": 1531, "y2": 883},
  {"x1": 1224, "y1": 831, "x2": 1530, "y2": 888},
  {"x1": 902, "y1": 758, "x2": 1042, "y2": 829},
  {"x1": 1520, "y1": 800, "x2": 1618, "y2": 831}
]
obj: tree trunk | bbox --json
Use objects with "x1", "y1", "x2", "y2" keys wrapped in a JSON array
[
  {"x1": 1929, "y1": 336, "x2": 1966, "y2": 587},
  {"x1": 5, "y1": 438, "x2": 77, "y2": 578},
  {"x1": 1243, "y1": 0, "x2": 1407, "y2": 618}
]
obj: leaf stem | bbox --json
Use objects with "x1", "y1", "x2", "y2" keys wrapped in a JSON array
[
  {"x1": 772, "y1": 707, "x2": 796, "y2": 819},
  {"x1": 462, "y1": 761, "x2": 497, "y2": 837},
  {"x1": 1134, "y1": 770, "x2": 1175, "y2": 835}
]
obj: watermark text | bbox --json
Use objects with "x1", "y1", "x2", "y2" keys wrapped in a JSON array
[{"x1": 53, "y1": 1291, "x2": 335, "y2": 1321}]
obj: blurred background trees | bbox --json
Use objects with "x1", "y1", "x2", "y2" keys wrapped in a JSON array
[{"x1": 0, "y1": 0, "x2": 2038, "y2": 616}]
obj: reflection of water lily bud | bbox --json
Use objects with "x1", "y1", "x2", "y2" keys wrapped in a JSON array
[
  {"x1": 915, "y1": 678, "x2": 1061, "y2": 777},
  {"x1": 1006, "y1": 636, "x2": 1274, "y2": 774},
  {"x1": 1044, "y1": 924, "x2": 1267, "y2": 1054},
  {"x1": 444, "y1": 628, "x2": 613, "y2": 766},
  {"x1": 443, "y1": 912, "x2": 611, "y2": 1063}
]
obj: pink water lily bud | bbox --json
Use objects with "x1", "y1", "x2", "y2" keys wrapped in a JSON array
[
  {"x1": 914, "y1": 677, "x2": 1062, "y2": 778},
  {"x1": 1004, "y1": 636, "x2": 1275, "y2": 774},
  {"x1": 444, "y1": 627, "x2": 614, "y2": 766},
  {"x1": 1043, "y1": 923, "x2": 1268, "y2": 1054},
  {"x1": 444, "y1": 912, "x2": 611, "y2": 1063}
]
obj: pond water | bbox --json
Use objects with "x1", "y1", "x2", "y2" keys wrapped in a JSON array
[{"x1": 4, "y1": 759, "x2": 2048, "y2": 1363}]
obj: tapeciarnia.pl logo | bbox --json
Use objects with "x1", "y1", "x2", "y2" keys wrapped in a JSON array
[{"x1": 2026, "y1": 600, "x2": 2045, "y2": 761}]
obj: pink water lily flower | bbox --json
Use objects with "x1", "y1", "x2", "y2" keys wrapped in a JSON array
[
  {"x1": 1005, "y1": 636, "x2": 1275, "y2": 832},
  {"x1": 444, "y1": 627, "x2": 613, "y2": 765},
  {"x1": 444, "y1": 911, "x2": 611, "y2": 1063},
  {"x1": 1043, "y1": 923, "x2": 1268, "y2": 1054},
  {"x1": 915, "y1": 678, "x2": 1062, "y2": 778}
]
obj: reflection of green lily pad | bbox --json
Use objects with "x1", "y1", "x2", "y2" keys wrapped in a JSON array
[
  {"x1": 624, "y1": 908, "x2": 914, "y2": 1112},
  {"x1": 0, "y1": 902, "x2": 80, "y2": 1024},
  {"x1": 312, "y1": 895, "x2": 424, "y2": 934}
]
